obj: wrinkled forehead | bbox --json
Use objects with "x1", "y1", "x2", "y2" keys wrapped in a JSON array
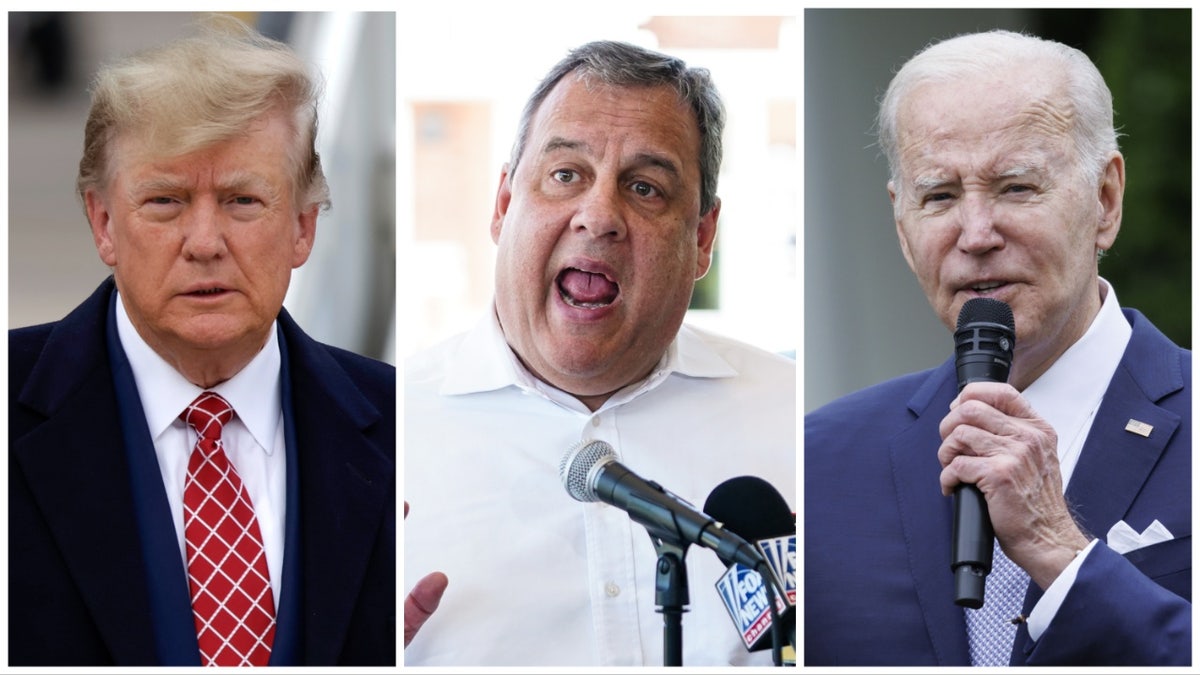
[
  {"x1": 106, "y1": 110, "x2": 296, "y2": 179},
  {"x1": 527, "y1": 76, "x2": 702, "y2": 171},
  {"x1": 896, "y1": 70, "x2": 1076, "y2": 175}
]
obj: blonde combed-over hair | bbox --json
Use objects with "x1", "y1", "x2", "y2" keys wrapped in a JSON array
[{"x1": 77, "y1": 15, "x2": 330, "y2": 212}]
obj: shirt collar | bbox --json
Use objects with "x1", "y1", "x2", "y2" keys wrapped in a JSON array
[
  {"x1": 439, "y1": 306, "x2": 739, "y2": 409},
  {"x1": 1022, "y1": 279, "x2": 1131, "y2": 467},
  {"x1": 115, "y1": 292, "x2": 282, "y2": 453}
]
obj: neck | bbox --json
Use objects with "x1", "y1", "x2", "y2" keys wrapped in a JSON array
[
  {"x1": 1008, "y1": 281, "x2": 1107, "y2": 391},
  {"x1": 145, "y1": 332, "x2": 267, "y2": 389}
]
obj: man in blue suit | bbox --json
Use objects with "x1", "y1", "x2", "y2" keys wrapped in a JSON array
[
  {"x1": 9, "y1": 19, "x2": 394, "y2": 666},
  {"x1": 805, "y1": 30, "x2": 1189, "y2": 665}
]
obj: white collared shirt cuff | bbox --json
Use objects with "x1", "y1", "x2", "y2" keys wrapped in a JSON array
[{"x1": 1025, "y1": 539, "x2": 1100, "y2": 640}]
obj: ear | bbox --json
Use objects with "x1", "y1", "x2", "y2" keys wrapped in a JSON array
[
  {"x1": 85, "y1": 188, "x2": 118, "y2": 267},
  {"x1": 490, "y1": 163, "x2": 513, "y2": 245},
  {"x1": 292, "y1": 204, "x2": 319, "y2": 268},
  {"x1": 1095, "y1": 152, "x2": 1125, "y2": 252},
  {"x1": 889, "y1": 180, "x2": 918, "y2": 273},
  {"x1": 694, "y1": 198, "x2": 721, "y2": 279}
]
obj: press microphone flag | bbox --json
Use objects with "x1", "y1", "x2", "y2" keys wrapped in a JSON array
[
  {"x1": 757, "y1": 535, "x2": 797, "y2": 606},
  {"x1": 714, "y1": 561, "x2": 785, "y2": 649},
  {"x1": 951, "y1": 297, "x2": 1015, "y2": 608}
]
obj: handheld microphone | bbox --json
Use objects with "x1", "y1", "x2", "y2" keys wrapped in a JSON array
[
  {"x1": 704, "y1": 476, "x2": 796, "y2": 660},
  {"x1": 559, "y1": 440, "x2": 763, "y2": 570},
  {"x1": 951, "y1": 297, "x2": 1015, "y2": 608}
]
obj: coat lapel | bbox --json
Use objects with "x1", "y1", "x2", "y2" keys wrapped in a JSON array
[
  {"x1": 278, "y1": 313, "x2": 394, "y2": 664},
  {"x1": 889, "y1": 360, "x2": 972, "y2": 665},
  {"x1": 12, "y1": 279, "x2": 159, "y2": 664},
  {"x1": 1063, "y1": 310, "x2": 1184, "y2": 543}
]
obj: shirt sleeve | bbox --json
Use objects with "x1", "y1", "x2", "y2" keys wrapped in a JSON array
[{"x1": 1024, "y1": 538, "x2": 1098, "y2": 640}]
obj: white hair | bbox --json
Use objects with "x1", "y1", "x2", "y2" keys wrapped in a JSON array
[{"x1": 878, "y1": 30, "x2": 1119, "y2": 192}]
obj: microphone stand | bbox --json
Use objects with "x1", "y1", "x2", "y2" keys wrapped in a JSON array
[
  {"x1": 762, "y1": 570, "x2": 784, "y2": 667},
  {"x1": 649, "y1": 536, "x2": 689, "y2": 666}
]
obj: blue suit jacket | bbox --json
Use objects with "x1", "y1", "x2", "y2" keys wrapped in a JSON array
[
  {"x1": 9, "y1": 278, "x2": 396, "y2": 665},
  {"x1": 804, "y1": 308, "x2": 1190, "y2": 666}
]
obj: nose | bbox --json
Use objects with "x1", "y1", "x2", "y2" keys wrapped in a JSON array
[
  {"x1": 569, "y1": 182, "x2": 627, "y2": 241},
  {"x1": 956, "y1": 192, "x2": 1004, "y2": 255},
  {"x1": 180, "y1": 199, "x2": 229, "y2": 261}
]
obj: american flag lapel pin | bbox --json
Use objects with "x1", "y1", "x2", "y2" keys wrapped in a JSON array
[{"x1": 1124, "y1": 419, "x2": 1153, "y2": 438}]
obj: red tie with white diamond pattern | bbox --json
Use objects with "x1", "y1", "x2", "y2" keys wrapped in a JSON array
[{"x1": 182, "y1": 392, "x2": 275, "y2": 666}]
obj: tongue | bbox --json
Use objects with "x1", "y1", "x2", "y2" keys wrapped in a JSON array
[{"x1": 559, "y1": 269, "x2": 618, "y2": 304}]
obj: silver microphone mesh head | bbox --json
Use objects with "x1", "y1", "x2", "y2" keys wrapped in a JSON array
[{"x1": 559, "y1": 439, "x2": 616, "y2": 502}]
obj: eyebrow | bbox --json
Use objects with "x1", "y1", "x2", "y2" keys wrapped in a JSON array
[
  {"x1": 996, "y1": 163, "x2": 1042, "y2": 179},
  {"x1": 127, "y1": 170, "x2": 277, "y2": 196},
  {"x1": 541, "y1": 136, "x2": 682, "y2": 178},
  {"x1": 542, "y1": 136, "x2": 586, "y2": 156},
  {"x1": 911, "y1": 161, "x2": 1045, "y2": 192},
  {"x1": 127, "y1": 176, "x2": 189, "y2": 195},
  {"x1": 912, "y1": 174, "x2": 952, "y2": 192},
  {"x1": 218, "y1": 170, "x2": 277, "y2": 195}
]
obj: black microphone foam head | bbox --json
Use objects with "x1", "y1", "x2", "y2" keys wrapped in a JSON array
[
  {"x1": 956, "y1": 297, "x2": 1014, "y2": 331},
  {"x1": 954, "y1": 298, "x2": 1015, "y2": 389},
  {"x1": 704, "y1": 476, "x2": 794, "y2": 546},
  {"x1": 559, "y1": 439, "x2": 615, "y2": 502}
]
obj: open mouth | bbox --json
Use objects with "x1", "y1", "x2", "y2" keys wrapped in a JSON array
[
  {"x1": 963, "y1": 280, "x2": 1010, "y2": 296},
  {"x1": 185, "y1": 287, "x2": 230, "y2": 297},
  {"x1": 556, "y1": 267, "x2": 619, "y2": 309}
]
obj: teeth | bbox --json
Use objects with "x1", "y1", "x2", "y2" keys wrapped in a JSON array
[{"x1": 559, "y1": 288, "x2": 610, "y2": 309}]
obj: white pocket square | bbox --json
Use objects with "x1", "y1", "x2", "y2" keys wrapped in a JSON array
[{"x1": 1106, "y1": 519, "x2": 1173, "y2": 554}]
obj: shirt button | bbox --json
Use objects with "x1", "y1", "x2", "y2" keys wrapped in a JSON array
[
  {"x1": 605, "y1": 582, "x2": 620, "y2": 597},
  {"x1": 591, "y1": 416, "x2": 601, "y2": 427}
]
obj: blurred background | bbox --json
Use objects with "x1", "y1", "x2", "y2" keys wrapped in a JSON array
[
  {"x1": 804, "y1": 8, "x2": 1191, "y2": 412},
  {"x1": 8, "y1": 11, "x2": 397, "y2": 363},
  {"x1": 397, "y1": 10, "x2": 798, "y2": 360}
]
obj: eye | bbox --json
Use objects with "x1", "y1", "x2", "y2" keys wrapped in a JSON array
[
  {"x1": 922, "y1": 192, "x2": 953, "y2": 206},
  {"x1": 630, "y1": 181, "x2": 660, "y2": 199},
  {"x1": 1003, "y1": 184, "x2": 1033, "y2": 195},
  {"x1": 552, "y1": 169, "x2": 578, "y2": 184},
  {"x1": 230, "y1": 195, "x2": 260, "y2": 206},
  {"x1": 137, "y1": 195, "x2": 184, "y2": 222}
]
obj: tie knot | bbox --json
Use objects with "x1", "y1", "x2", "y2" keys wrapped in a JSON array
[{"x1": 181, "y1": 392, "x2": 234, "y2": 442}]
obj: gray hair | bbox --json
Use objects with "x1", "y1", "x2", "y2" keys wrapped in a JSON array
[
  {"x1": 77, "y1": 14, "x2": 329, "y2": 212},
  {"x1": 508, "y1": 40, "x2": 725, "y2": 216},
  {"x1": 878, "y1": 29, "x2": 1118, "y2": 192}
]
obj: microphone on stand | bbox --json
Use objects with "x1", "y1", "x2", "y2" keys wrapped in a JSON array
[
  {"x1": 951, "y1": 297, "x2": 1016, "y2": 608},
  {"x1": 559, "y1": 439, "x2": 769, "y2": 666},
  {"x1": 558, "y1": 439, "x2": 763, "y2": 568}
]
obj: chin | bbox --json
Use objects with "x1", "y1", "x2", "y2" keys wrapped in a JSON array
[{"x1": 174, "y1": 319, "x2": 261, "y2": 350}]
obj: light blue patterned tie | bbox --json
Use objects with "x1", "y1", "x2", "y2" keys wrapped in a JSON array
[{"x1": 964, "y1": 541, "x2": 1028, "y2": 666}]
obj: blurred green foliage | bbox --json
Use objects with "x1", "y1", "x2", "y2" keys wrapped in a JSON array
[{"x1": 1038, "y1": 9, "x2": 1191, "y2": 348}]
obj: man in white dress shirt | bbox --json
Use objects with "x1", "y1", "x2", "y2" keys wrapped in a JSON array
[{"x1": 403, "y1": 40, "x2": 796, "y2": 666}]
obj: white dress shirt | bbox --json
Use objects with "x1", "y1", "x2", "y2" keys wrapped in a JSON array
[
  {"x1": 403, "y1": 311, "x2": 796, "y2": 666},
  {"x1": 116, "y1": 294, "x2": 287, "y2": 609},
  {"x1": 1003, "y1": 279, "x2": 1131, "y2": 639}
]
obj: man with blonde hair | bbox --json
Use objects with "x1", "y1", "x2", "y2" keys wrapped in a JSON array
[{"x1": 10, "y1": 17, "x2": 395, "y2": 666}]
